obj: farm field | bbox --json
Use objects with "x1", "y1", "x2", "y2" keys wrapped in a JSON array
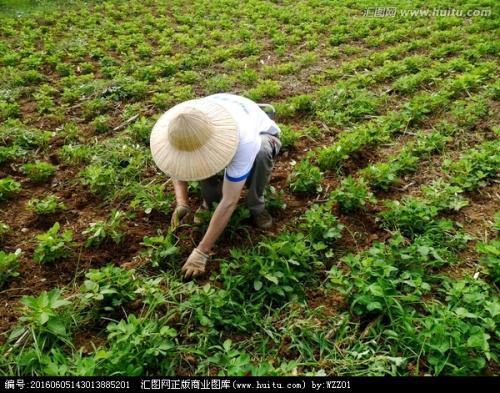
[{"x1": 0, "y1": 0, "x2": 499, "y2": 376}]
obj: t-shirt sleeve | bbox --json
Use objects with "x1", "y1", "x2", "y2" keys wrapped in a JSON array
[{"x1": 225, "y1": 140, "x2": 260, "y2": 182}]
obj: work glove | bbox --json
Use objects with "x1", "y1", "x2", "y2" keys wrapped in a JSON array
[
  {"x1": 170, "y1": 203, "x2": 190, "y2": 231},
  {"x1": 181, "y1": 248, "x2": 209, "y2": 279}
]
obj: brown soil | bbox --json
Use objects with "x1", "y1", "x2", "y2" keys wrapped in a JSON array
[{"x1": 306, "y1": 288, "x2": 346, "y2": 316}]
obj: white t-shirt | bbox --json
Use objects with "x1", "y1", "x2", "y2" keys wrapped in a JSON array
[{"x1": 205, "y1": 93, "x2": 280, "y2": 182}]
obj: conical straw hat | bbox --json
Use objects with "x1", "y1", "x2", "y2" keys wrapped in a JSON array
[{"x1": 150, "y1": 98, "x2": 239, "y2": 181}]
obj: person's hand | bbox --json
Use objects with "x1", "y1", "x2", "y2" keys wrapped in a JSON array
[
  {"x1": 170, "y1": 203, "x2": 190, "y2": 231},
  {"x1": 181, "y1": 248, "x2": 209, "y2": 279}
]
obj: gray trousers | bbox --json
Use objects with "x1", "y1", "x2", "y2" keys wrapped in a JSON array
[{"x1": 200, "y1": 133, "x2": 281, "y2": 216}]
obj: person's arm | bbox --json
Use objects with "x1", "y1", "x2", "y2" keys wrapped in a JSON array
[
  {"x1": 197, "y1": 178, "x2": 245, "y2": 254},
  {"x1": 181, "y1": 177, "x2": 245, "y2": 279},
  {"x1": 171, "y1": 179, "x2": 190, "y2": 230},
  {"x1": 173, "y1": 179, "x2": 189, "y2": 205}
]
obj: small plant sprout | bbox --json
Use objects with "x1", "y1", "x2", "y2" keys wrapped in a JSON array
[
  {"x1": 141, "y1": 232, "x2": 178, "y2": 268},
  {"x1": 289, "y1": 158, "x2": 322, "y2": 194},
  {"x1": 27, "y1": 195, "x2": 67, "y2": 215},
  {"x1": 331, "y1": 176, "x2": 376, "y2": 213},
  {"x1": 0, "y1": 248, "x2": 21, "y2": 288},
  {"x1": 22, "y1": 161, "x2": 57, "y2": 184},
  {"x1": 83, "y1": 210, "x2": 127, "y2": 248},
  {"x1": 34, "y1": 223, "x2": 74, "y2": 264},
  {"x1": 10, "y1": 288, "x2": 72, "y2": 343},
  {"x1": 0, "y1": 177, "x2": 21, "y2": 201}
]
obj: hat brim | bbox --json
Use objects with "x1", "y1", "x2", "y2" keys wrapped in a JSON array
[{"x1": 150, "y1": 99, "x2": 239, "y2": 181}]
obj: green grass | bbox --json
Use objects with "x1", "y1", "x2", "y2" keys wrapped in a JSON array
[{"x1": 0, "y1": 0, "x2": 92, "y2": 16}]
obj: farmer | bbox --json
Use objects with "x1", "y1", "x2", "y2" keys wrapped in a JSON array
[{"x1": 150, "y1": 93, "x2": 281, "y2": 279}]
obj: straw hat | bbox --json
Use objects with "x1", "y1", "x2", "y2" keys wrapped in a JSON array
[{"x1": 150, "y1": 98, "x2": 239, "y2": 181}]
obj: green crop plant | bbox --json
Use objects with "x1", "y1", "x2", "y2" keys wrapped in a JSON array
[
  {"x1": 151, "y1": 86, "x2": 194, "y2": 110},
  {"x1": 337, "y1": 231, "x2": 438, "y2": 313},
  {"x1": 179, "y1": 283, "x2": 256, "y2": 334},
  {"x1": 379, "y1": 178, "x2": 470, "y2": 237},
  {"x1": 334, "y1": 235, "x2": 426, "y2": 315},
  {"x1": 247, "y1": 80, "x2": 280, "y2": 101},
  {"x1": 317, "y1": 61, "x2": 495, "y2": 171},
  {"x1": 141, "y1": 232, "x2": 179, "y2": 268},
  {"x1": 79, "y1": 265, "x2": 139, "y2": 312},
  {"x1": 360, "y1": 162, "x2": 402, "y2": 191},
  {"x1": 361, "y1": 149, "x2": 420, "y2": 191},
  {"x1": 403, "y1": 91, "x2": 449, "y2": 124},
  {"x1": 299, "y1": 203, "x2": 344, "y2": 247},
  {"x1": 129, "y1": 183, "x2": 174, "y2": 215},
  {"x1": 83, "y1": 210, "x2": 127, "y2": 248},
  {"x1": 91, "y1": 114, "x2": 112, "y2": 134},
  {"x1": 225, "y1": 206, "x2": 252, "y2": 236},
  {"x1": 265, "y1": 185, "x2": 286, "y2": 215},
  {"x1": 33, "y1": 223, "x2": 74, "y2": 264},
  {"x1": 315, "y1": 85, "x2": 382, "y2": 127},
  {"x1": 316, "y1": 113, "x2": 400, "y2": 171},
  {"x1": 421, "y1": 180, "x2": 468, "y2": 211},
  {"x1": 8, "y1": 289, "x2": 73, "y2": 347},
  {"x1": 289, "y1": 158, "x2": 323, "y2": 194},
  {"x1": 22, "y1": 161, "x2": 57, "y2": 184},
  {"x1": 205, "y1": 74, "x2": 234, "y2": 94},
  {"x1": 1, "y1": 121, "x2": 52, "y2": 150},
  {"x1": 78, "y1": 136, "x2": 150, "y2": 201},
  {"x1": 331, "y1": 176, "x2": 376, "y2": 213},
  {"x1": 109, "y1": 77, "x2": 149, "y2": 100},
  {"x1": 0, "y1": 177, "x2": 21, "y2": 201},
  {"x1": 236, "y1": 68, "x2": 258, "y2": 86},
  {"x1": 79, "y1": 61, "x2": 94, "y2": 74},
  {"x1": 408, "y1": 129, "x2": 451, "y2": 156},
  {"x1": 58, "y1": 144, "x2": 93, "y2": 166},
  {"x1": 0, "y1": 249, "x2": 21, "y2": 288},
  {"x1": 58, "y1": 122, "x2": 82, "y2": 144},
  {"x1": 329, "y1": 222, "x2": 479, "y2": 374},
  {"x1": 196, "y1": 339, "x2": 275, "y2": 376},
  {"x1": 392, "y1": 69, "x2": 438, "y2": 94},
  {"x1": 81, "y1": 97, "x2": 111, "y2": 121},
  {"x1": 126, "y1": 116, "x2": 155, "y2": 145},
  {"x1": 0, "y1": 100, "x2": 20, "y2": 121},
  {"x1": 34, "y1": 90, "x2": 56, "y2": 114},
  {"x1": 378, "y1": 198, "x2": 440, "y2": 238},
  {"x1": 80, "y1": 164, "x2": 119, "y2": 198},
  {"x1": 55, "y1": 63, "x2": 72, "y2": 77},
  {"x1": 477, "y1": 240, "x2": 500, "y2": 284},
  {"x1": 97, "y1": 314, "x2": 178, "y2": 376},
  {"x1": 194, "y1": 203, "x2": 251, "y2": 238},
  {"x1": 445, "y1": 140, "x2": 500, "y2": 190},
  {"x1": 274, "y1": 95, "x2": 313, "y2": 119},
  {"x1": 27, "y1": 195, "x2": 67, "y2": 215},
  {"x1": 0, "y1": 145, "x2": 22, "y2": 165},
  {"x1": 412, "y1": 276, "x2": 499, "y2": 375},
  {"x1": 451, "y1": 95, "x2": 490, "y2": 128},
  {"x1": 13, "y1": 70, "x2": 44, "y2": 87},
  {"x1": 278, "y1": 124, "x2": 300, "y2": 150},
  {"x1": 228, "y1": 232, "x2": 321, "y2": 304}
]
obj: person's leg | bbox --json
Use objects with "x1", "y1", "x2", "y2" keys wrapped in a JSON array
[
  {"x1": 195, "y1": 174, "x2": 223, "y2": 224},
  {"x1": 200, "y1": 173, "x2": 223, "y2": 208},
  {"x1": 246, "y1": 134, "x2": 281, "y2": 217}
]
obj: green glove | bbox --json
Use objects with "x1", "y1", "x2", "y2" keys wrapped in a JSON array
[
  {"x1": 182, "y1": 248, "x2": 209, "y2": 279},
  {"x1": 170, "y1": 203, "x2": 190, "y2": 231}
]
